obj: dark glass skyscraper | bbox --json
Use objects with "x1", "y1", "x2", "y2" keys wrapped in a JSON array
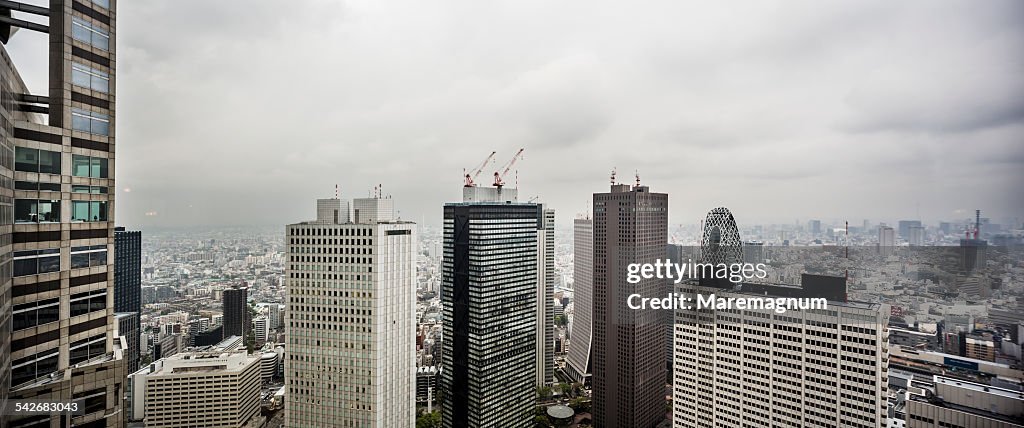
[
  {"x1": 223, "y1": 285, "x2": 250, "y2": 340},
  {"x1": 3, "y1": 1, "x2": 123, "y2": 426},
  {"x1": 441, "y1": 186, "x2": 543, "y2": 428},
  {"x1": 115, "y1": 227, "x2": 141, "y2": 373},
  {"x1": 592, "y1": 183, "x2": 667, "y2": 428}
]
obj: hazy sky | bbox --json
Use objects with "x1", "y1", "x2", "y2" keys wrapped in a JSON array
[{"x1": 6, "y1": 0, "x2": 1024, "y2": 228}]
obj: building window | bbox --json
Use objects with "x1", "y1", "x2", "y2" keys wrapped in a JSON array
[
  {"x1": 11, "y1": 352, "x2": 59, "y2": 387},
  {"x1": 71, "y1": 108, "x2": 110, "y2": 135},
  {"x1": 14, "y1": 199, "x2": 61, "y2": 223},
  {"x1": 72, "y1": 17, "x2": 109, "y2": 51},
  {"x1": 13, "y1": 298, "x2": 60, "y2": 330},
  {"x1": 71, "y1": 62, "x2": 109, "y2": 93},
  {"x1": 70, "y1": 334, "x2": 106, "y2": 365},
  {"x1": 71, "y1": 245, "x2": 108, "y2": 269},
  {"x1": 72, "y1": 185, "x2": 108, "y2": 194},
  {"x1": 71, "y1": 290, "x2": 107, "y2": 317},
  {"x1": 17, "y1": 181, "x2": 62, "y2": 192},
  {"x1": 72, "y1": 154, "x2": 109, "y2": 178},
  {"x1": 13, "y1": 249, "x2": 61, "y2": 277},
  {"x1": 15, "y1": 147, "x2": 61, "y2": 174},
  {"x1": 71, "y1": 200, "x2": 108, "y2": 222},
  {"x1": 91, "y1": 0, "x2": 110, "y2": 9}
]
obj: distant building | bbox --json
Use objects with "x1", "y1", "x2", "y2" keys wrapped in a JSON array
[
  {"x1": 253, "y1": 315, "x2": 269, "y2": 345},
  {"x1": 908, "y1": 225, "x2": 925, "y2": 246},
  {"x1": 129, "y1": 351, "x2": 261, "y2": 428},
  {"x1": 566, "y1": 218, "x2": 593, "y2": 386},
  {"x1": 880, "y1": 226, "x2": 896, "y2": 256},
  {"x1": 117, "y1": 312, "x2": 141, "y2": 374},
  {"x1": 899, "y1": 220, "x2": 922, "y2": 240},
  {"x1": 116, "y1": 227, "x2": 143, "y2": 375},
  {"x1": 223, "y1": 286, "x2": 250, "y2": 340},
  {"x1": 905, "y1": 376, "x2": 1023, "y2": 428},
  {"x1": 416, "y1": 366, "x2": 439, "y2": 404}
]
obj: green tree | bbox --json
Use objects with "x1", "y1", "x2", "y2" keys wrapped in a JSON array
[
  {"x1": 416, "y1": 410, "x2": 441, "y2": 428},
  {"x1": 537, "y1": 385, "x2": 553, "y2": 401},
  {"x1": 554, "y1": 314, "x2": 567, "y2": 327},
  {"x1": 558, "y1": 382, "x2": 572, "y2": 396}
]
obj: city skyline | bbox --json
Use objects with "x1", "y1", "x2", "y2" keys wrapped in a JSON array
[{"x1": 3, "y1": 0, "x2": 1022, "y2": 228}]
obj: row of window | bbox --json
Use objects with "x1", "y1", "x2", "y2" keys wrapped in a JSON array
[
  {"x1": 72, "y1": 62, "x2": 109, "y2": 93},
  {"x1": 15, "y1": 148, "x2": 110, "y2": 178},
  {"x1": 72, "y1": 17, "x2": 109, "y2": 51},
  {"x1": 72, "y1": 108, "x2": 110, "y2": 136},
  {"x1": 13, "y1": 246, "x2": 108, "y2": 277},
  {"x1": 15, "y1": 199, "x2": 109, "y2": 223}
]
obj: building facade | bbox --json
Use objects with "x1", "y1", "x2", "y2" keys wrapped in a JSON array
[
  {"x1": 114, "y1": 226, "x2": 141, "y2": 374},
  {"x1": 131, "y1": 351, "x2": 261, "y2": 428},
  {"x1": 566, "y1": 217, "x2": 593, "y2": 385},
  {"x1": 591, "y1": 183, "x2": 668, "y2": 428},
  {"x1": 672, "y1": 283, "x2": 890, "y2": 428},
  {"x1": 222, "y1": 285, "x2": 249, "y2": 340},
  {"x1": 441, "y1": 186, "x2": 542, "y2": 428},
  {"x1": 285, "y1": 196, "x2": 417, "y2": 427},
  {"x1": 4, "y1": 1, "x2": 124, "y2": 427}
]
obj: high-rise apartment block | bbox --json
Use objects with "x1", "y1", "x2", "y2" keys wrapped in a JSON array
[
  {"x1": 3, "y1": 1, "x2": 124, "y2": 426},
  {"x1": 566, "y1": 217, "x2": 593, "y2": 385},
  {"x1": 285, "y1": 195, "x2": 417, "y2": 427},
  {"x1": 592, "y1": 182, "x2": 668, "y2": 428},
  {"x1": 441, "y1": 186, "x2": 550, "y2": 428}
]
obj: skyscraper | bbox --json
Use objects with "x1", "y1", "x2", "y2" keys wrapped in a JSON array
[
  {"x1": 538, "y1": 206, "x2": 555, "y2": 386},
  {"x1": 592, "y1": 182, "x2": 668, "y2": 428},
  {"x1": 441, "y1": 186, "x2": 543, "y2": 428},
  {"x1": 879, "y1": 225, "x2": 896, "y2": 256},
  {"x1": 4, "y1": 1, "x2": 124, "y2": 426},
  {"x1": 566, "y1": 217, "x2": 593, "y2": 385},
  {"x1": 285, "y1": 195, "x2": 416, "y2": 427},
  {"x1": 115, "y1": 226, "x2": 142, "y2": 373},
  {"x1": 898, "y1": 220, "x2": 922, "y2": 240},
  {"x1": 223, "y1": 286, "x2": 250, "y2": 340}
]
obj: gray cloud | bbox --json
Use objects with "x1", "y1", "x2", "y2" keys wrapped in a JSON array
[{"x1": 5, "y1": 0, "x2": 1022, "y2": 228}]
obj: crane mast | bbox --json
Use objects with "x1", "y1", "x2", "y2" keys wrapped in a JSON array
[
  {"x1": 464, "y1": 151, "x2": 497, "y2": 187},
  {"x1": 493, "y1": 148, "x2": 525, "y2": 187}
]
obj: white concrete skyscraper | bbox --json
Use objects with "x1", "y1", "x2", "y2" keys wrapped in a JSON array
[{"x1": 285, "y1": 194, "x2": 417, "y2": 427}]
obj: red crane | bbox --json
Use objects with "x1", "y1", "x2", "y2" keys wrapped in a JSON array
[
  {"x1": 493, "y1": 148, "x2": 524, "y2": 187},
  {"x1": 464, "y1": 151, "x2": 496, "y2": 187}
]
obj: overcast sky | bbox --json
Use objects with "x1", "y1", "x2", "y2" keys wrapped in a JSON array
[{"x1": 6, "y1": 0, "x2": 1024, "y2": 229}]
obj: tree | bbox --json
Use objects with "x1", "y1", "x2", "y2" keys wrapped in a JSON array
[
  {"x1": 558, "y1": 382, "x2": 572, "y2": 397},
  {"x1": 537, "y1": 385, "x2": 553, "y2": 401},
  {"x1": 416, "y1": 410, "x2": 440, "y2": 428},
  {"x1": 554, "y1": 314, "x2": 567, "y2": 327}
]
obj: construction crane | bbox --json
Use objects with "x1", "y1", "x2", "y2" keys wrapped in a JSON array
[
  {"x1": 464, "y1": 151, "x2": 497, "y2": 187},
  {"x1": 493, "y1": 148, "x2": 524, "y2": 187}
]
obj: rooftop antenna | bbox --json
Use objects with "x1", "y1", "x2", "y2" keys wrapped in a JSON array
[
  {"x1": 335, "y1": 184, "x2": 339, "y2": 199},
  {"x1": 635, "y1": 170, "x2": 640, "y2": 187},
  {"x1": 610, "y1": 167, "x2": 617, "y2": 185}
]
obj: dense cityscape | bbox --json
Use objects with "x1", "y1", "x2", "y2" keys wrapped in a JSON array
[{"x1": 1, "y1": 1, "x2": 1023, "y2": 428}]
